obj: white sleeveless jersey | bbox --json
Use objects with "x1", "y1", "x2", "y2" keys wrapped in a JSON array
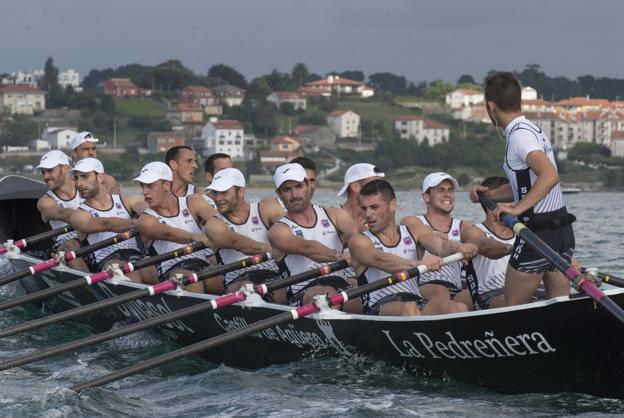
[
  {"x1": 503, "y1": 116, "x2": 565, "y2": 223},
  {"x1": 360, "y1": 225, "x2": 422, "y2": 307},
  {"x1": 415, "y1": 215, "x2": 463, "y2": 290},
  {"x1": 78, "y1": 194, "x2": 140, "y2": 262},
  {"x1": 144, "y1": 196, "x2": 214, "y2": 273},
  {"x1": 471, "y1": 223, "x2": 514, "y2": 293},
  {"x1": 176, "y1": 183, "x2": 195, "y2": 197},
  {"x1": 216, "y1": 202, "x2": 279, "y2": 284},
  {"x1": 278, "y1": 205, "x2": 352, "y2": 295},
  {"x1": 45, "y1": 189, "x2": 83, "y2": 245},
  {"x1": 201, "y1": 194, "x2": 217, "y2": 209}
]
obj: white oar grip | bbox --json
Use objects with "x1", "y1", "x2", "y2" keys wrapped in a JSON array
[{"x1": 416, "y1": 252, "x2": 465, "y2": 275}]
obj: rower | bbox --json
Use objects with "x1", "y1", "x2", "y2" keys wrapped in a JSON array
[
  {"x1": 35, "y1": 150, "x2": 88, "y2": 271},
  {"x1": 206, "y1": 167, "x2": 286, "y2": 300},
  {"x1": 455, "y1": 177, "x2": 515, "y2": 310},
  {"x1": 290, "y1": 156, "x2": 317, "y2": 198},
  {"x1": 135, "y1": 162, "x2": 271, "y2": 294},
  {"x1": 70, "y1": 131, "x2": 120, "y2": 193},
  {"x1": 165, "y1": 145, "x2": 199, "y2": 198},
  {"x1": 349, "y1": 179, "x2": 473, "y2": 315},
  {"x1": 203, "y1": 152, "x2": 233, "y2": 209},
  {"x1": 401, "y1": 172, "x2": 471, "y2": 301},
  {"x1": 337, "y1": 163, "x2": 385, "y2": 227},
  {"x1": 69, "y1": 158, "x2": 154, "y2": 284},
  {"x1": 268, "y1": 163, "x2": 359, "y2": 310}
]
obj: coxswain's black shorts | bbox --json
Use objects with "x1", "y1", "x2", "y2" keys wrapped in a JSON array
[{"x1": 509, "y1": 207, "x2": 575, "y2": 274}]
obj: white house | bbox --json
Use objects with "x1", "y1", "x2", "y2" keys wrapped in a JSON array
[
  {"x1": 0, "y1": 84, "x2": 46, "y2": 115},
  {"x1": 212, "y1": 85, "x2": 246, "y2": 107},
  {"x1": 423, "y1": 120, "x2": 450, "y2": 145},
  {"x1": 521, "y1": 86, "x2": 538, "y2": 101},
  {"x1": 304, "y1": 75, "x2": 374, "y2": 98},
  {"x1": 200, "y1": 119, "x2": 245, "y2": 158},
  {"x1": 266, "y1": 92, "x2": 307, "y2": 110},
  {"x1": 327, "y1": 110, "x2": 360, "y2": 138},
  {"x1": 445, "y1": 89, "x2": 484, "y2": 109},
  {"x1": 58, "y1": 69, "x2": 82, "y2": 92},
  {"x1": 42, "y1": 127, "x2": 78, "y2": 149},
  {"x1": 394, "y1": 115, "x2": 449, "y2": 145},
  {"x1": 611, "y1": 131, "x2": 624, "y2": 157}
]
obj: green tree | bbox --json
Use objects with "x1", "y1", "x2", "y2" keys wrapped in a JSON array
[
  {"x1": 152, "y1": 59, "x2": 199, "y2": 91},
  {"x1": 340, "y1": 70, "x2": 365, "y2": 82},
  {"x1": 423, "y1": 80, "x2": 456, "y2": 101},
  {"x1": 0, "y1": 116, "x2": 38, "y2": 148},
  {"x1": 457, "y1": 74, "x2": 475, "y2": 85},
  {"x1": 207, "y1": 64, "x2": 248, "y2": 89},
  {"x1": 247, "y1": 77, "x2": 273, "y2": 102},
  {"x1": 40, "y1": 57, "x2": 63, "y2": 107},
  {"x1": 368, "y1": 72, "x2": 408, "y2": 95},
  {"x1": 279, "y1": 102, "x2": 296, "y2": 116},
  {"x1": 291, "y1": 63, "x2": 309, "y2": 87}
]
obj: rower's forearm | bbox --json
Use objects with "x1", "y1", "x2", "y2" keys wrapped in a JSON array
[
  {"x1": 228, "y1": 235, "x2": 266, "y2": 255},
  {"x1": 300, "y1": 241, "x2": 342, "y2": 262},
  {"x1": 515, "y1": 173, "x2": 559, "y2": 214},
  {"x1": 93, "y1": 218, "x2": 135, "y2": 233},
  {"x1": 490, "y1": 184, "x2": 515, "y2": 202},
  {"x1": 479, "y1": 240, "x2": 512, "y2": 259},
  {"x1": 369, "y1": 252, "x2": 417, "y2": 273}
]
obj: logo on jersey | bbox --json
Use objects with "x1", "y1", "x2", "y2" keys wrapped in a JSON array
[
  {"x1": 252, "y1": 216, "x2": 259, "y2": 225},
  {"x1": 403, "y1": 236, "x2": 413, "y2": 245},
  {"x1": 115, "y1": 202, "x2": 123, "y2": 210},
  {"x1": 295, "y1": 229, "x2": 304, "y2": 237},
  {"x1": 452, "y1": 229, "x2": 459, "y2": 237},
  {"x1": 321, "y1": 219, "x2": 330, "y2": 228},
  {"x1": 57, "y1": 202, "x2": 63, "y2": 208},
  {"x1": 182, "y1": 208, "x2": 190, "y2": 217},
  {"x1": 91, "y1": 211, "x2": 99, "y2": 218}
]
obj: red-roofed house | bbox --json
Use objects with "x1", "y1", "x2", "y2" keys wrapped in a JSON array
[
  {"x1": 266, "y1": 92, "x2": 307, "y2": 110},
  {"x1": 270, "y1": 136, "x2": 302, "y2": 152},
  {"x1": 555, "y1": 97, "x2": 611, "y2": 111},
  {"x1": 522, "y1": 99, "x2": 554, "y2": 112},
  {"x1": 327, "y1": 109, "x2": 360, "y2": 138},
  {"x1": 298, "y1": 86, "x2": 331, "y2": 98},
  {"x1": 445, "y1": 89, "x2": 484, "y2": 109},
  {"x1": 305, "y1": 75, "x2": 374, "y2": 97},
  {"x1": 104, "y1": 78, "x2": 150, "y2": 98},
  {"x1": 611, "y1": 131, "x2": 624, "y2": 157},
  {"x1": 394, "y1": 115, "x2": 449, "y2": 145},
  {"x1": 147, "y1": 131, "x2": 186, "y2": 153},
  {"x1": 166, "y1": 102, "x2": 204, "y2": 125},
  {"x1": 200, "y1": 118, "x2": 245, "y2": 158},
  {"x1": 0, "y1": 84, "x2": 46, "y2": 115},
  {"x1": 180, "y1": 85, "x2": 217, "y2": 106}
]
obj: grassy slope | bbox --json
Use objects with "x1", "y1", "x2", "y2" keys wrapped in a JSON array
[{"x1": 114, "y1": 98, "x2": 167, "y2": 119}]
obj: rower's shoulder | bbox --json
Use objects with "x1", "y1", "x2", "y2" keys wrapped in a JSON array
[{"x1": 400, "y1": 215, "x2": 423, "y2": 228}]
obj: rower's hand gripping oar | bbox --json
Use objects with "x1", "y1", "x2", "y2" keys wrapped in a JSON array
[
  {"x1": 0, "y1": 241, "x2": 207, "y2": 312},
  {"x1": 478, "y1": 192, "x2": 624, "y2": 325},
  {"x1": 69, "y1": 253, "x2": 464, "y2": 392},
  {"x1": 0, "y1": 253, "x2": 272, "y2": 339},
  {"x1": 0, "y1": 225, "x2": 75, "y2": 255},
  {"x1": 581, "y1": 267, "x2": 624, "y2": 288},
  {"x1": 0, "y1": 229, "x2": 138, "y2": 288},
  {"x1": 0, "y1": 260, "x2": 349, "y2": 371}
]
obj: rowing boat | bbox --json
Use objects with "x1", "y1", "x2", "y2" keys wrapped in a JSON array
[{"x1": 1, "y1": 176, "x2": 624, "y2": 398}]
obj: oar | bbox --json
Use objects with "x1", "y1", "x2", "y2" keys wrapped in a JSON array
[
  {"x1": 0, "y1": 253, "x2": 271, "y2": 339},
  {"x1": 0, "y1": 230, "x2": 138, "y2": 288},
  {"x1": 0, "y1": 260, "x2": 348, "y2": 371},
  {"x1": 70, "y1": 253, "x2": 463, "y2": 392},
  {"x1": 581, "y1": 268, "x2": 624, "y2": 288},
  {"x1": 478, "y1": 193, "x2": 624, "y2": 325},
  {"x1": 0, "y1": 225, "x2": 75, "y2": 255},
  {"x1": 0, "y1": 242, "x2": 207, "y2": 312}
]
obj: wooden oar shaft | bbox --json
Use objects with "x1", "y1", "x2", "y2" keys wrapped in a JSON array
[
  {"x1": 0, "y1": 253, "x2": 270, "y2": 339},
  {"x1": 70, "y1": 254, "x2": 463, "y2": 392},
  {"x1": 0, "y1": 225, "x2": 75, "y2": 255},
  {"x1": 0, "y1": 229, "x2": 138, "y2": 287},
  {"x1": 478, "y1": 193, "x2": 624, "y2": 325},
  {"x1": 0, "y1": 260, "x2": 346, "y2": 370},
  {"x1": 0, "y1": 242, "x2": 206, "y2": 312}
]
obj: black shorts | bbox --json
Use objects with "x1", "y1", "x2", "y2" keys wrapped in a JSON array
[
  {"x1": 418, "y1": 279, "x2": 461, "y2": 298},
  {"x1": 88, "y1": 249, "x2": 143, "y2": 272},
  {"x1": 159, "y1": 258, "x2": 211, "y2": 282},
  {"x1": 366, "y1": 292, "x2": 428, "y2": 315},
  {"x1": 288, "y1": 275, "x2": 350, "y2": 306},
  {"x1": 509, "y1": 208, "x2": 575, "y2": 274},
  {"x1": 478, "y1": 289, "x2": 505, "y2": 309},
  {"x1": 225, "y1": 269, "x2": 280, "y2": 291}
]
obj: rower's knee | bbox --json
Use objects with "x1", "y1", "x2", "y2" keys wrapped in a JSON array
[{"x1": 420, "y1": 283, "x2": 451, "y2": 300}]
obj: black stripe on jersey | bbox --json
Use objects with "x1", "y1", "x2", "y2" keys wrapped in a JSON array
[{"x1": 514, "y1": 168, "x2": 534, "y2": 223}]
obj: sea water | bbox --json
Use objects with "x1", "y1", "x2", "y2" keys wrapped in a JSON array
[{"x1": 0, "y1": 191, "x2": 622, "y2": 417}]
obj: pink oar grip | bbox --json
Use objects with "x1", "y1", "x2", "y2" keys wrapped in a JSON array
[
  {"x1": 31, "y1": 259, "x2": 60, "y2": 273},
  {"x1": 213, "y1": 293, "x2": 245, "y2": 308}
]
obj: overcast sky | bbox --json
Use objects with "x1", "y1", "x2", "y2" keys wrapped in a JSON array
[{"x1": 1, "y1": 0, "x2": 622, "y2": 84}]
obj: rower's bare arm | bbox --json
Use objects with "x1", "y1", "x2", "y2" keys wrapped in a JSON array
[
  {"x1": 514, "y1": 150, "x2": 560, "y2": 213},
  {"x1": 328, "y1": 207, "x2": 358, "y2": 244},
  {"x1": 204, "y1": 217, "x2": 269, "y2": 254},
  {"x1": 187, "y1": 194, "x2": 217, "y2": 225},
  {"x1": 136, "y1": 214, "x2": 199, "y2": 244},
  {"x1": 400, "y1": 215, "x2": 423, "y2": 229},
  {"x1": 348, "y1": 234, "x2": 417, "y2": 272},
  {"x1": 103, "y1": 173, "x2": 121, "y2": 194},
  {"x1": 411, "y1": 222, "x2": 478, "y2": 259},
  {"x1": 470, "y1": 183, "x2": 514, "y2": 203},
  {"x1": 123, "y1": 195, "x2": 147, "y2": 217},
  {"x1": 268, "y1": 223, "x2": 344, "y2": 263},
  {"x1": 36, "y1": 196, "x2": 75, "y2": 223},
  {"x1": 70, "y1": 209, "x2": 135, "y2": 234},
  {"x1": 460, "y1": 225, "x2": 511, "y2": 259},
  {"x1": 259, "y1": 197, "x2": 286, "y2": 227}
]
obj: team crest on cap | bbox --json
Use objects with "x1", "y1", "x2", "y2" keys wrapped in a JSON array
[
  {"x1": 321, "y1": 219, "x2": 330, "y2": 228},
  {"x1": 252, "y1": 216, "x2": 259, "y2": 225},
  {"x1": 403, "y1": 236, "x2": 413, "y2": 245},
  {"x1": 182, "y1": 208, "x2": 190, "y2": 217}
]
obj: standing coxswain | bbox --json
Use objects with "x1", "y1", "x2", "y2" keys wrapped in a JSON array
[
  {"x1": 70, "y1": 131, "x2": 119, "y2": 193},
  {"x1": 268, "y1": 163, "x2": 360, "y2": 310},
  {"x1": 35, "y1": 150, "x2": 88, "y2": 271},
  {"x1": 207, "y1": 167, "x2": 285, "y2": 300},
  {"x1": 401, "y1": 172, "x2": 472, "y2": 301},
  {"x1": 470, "y1": 72, "x2": 575, "y2": 306},
  {"x1": 135, "y1": 162, "x2": 271, "y2": 294},
  {"x1": 349, "y1": 179, "x2": 474, "y2": 315},
  {"x1": 69, "y1": 158, "x2": 154, "y2": 284}
]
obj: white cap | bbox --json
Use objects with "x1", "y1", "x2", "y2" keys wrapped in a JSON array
[
  {"x1": 133, "y1": 162, "x2": 173, "y2": 184},
  {"x1": 206, "y1": 168, "x2": 245, "y2": 192},
  {"x1": 274, "y1": 163, "x2": 307, "y2": 189},
  {"x1": 36, "y1": 150, "x2": 71, "y2": 169},
  {"x1": 422, "y1": 172, "x2": 459, "y2": 192},
  {"x1": 71, "y1": 158, "x2": 104, "y2": 174},
  {"x1": 70, "y1": 131, "x2": 99, "y2": 150},
  {"x1": 337, "y1": 163, "x2": 385, "y2": 196}
]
